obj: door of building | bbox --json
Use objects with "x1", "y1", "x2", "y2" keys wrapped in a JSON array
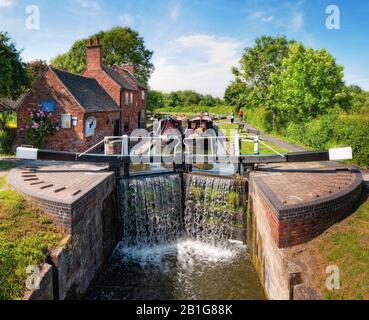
[
  {"x1": 114, "y1": 119, "x2": 120, "y2": 136},
  {"x1": 137, "y1": 111, "x2": 141, "y2": 129}
]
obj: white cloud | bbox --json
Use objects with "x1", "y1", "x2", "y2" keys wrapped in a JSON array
[
  {"x1": 0, "y1": 0, "x2": 15, "y2": 7},
  {"x1": 248, "y1": 2, "x2": 305, "y2": 32},
  {"x1": 119, "y1": 13, "x2": 134, "y2": 27},
  {"x1": 169, "y1": 1, "x2": 180, "y2": 21},
  {"x1": 261, "y1": 15, "x2": 274, "y2": 23},
  {"x1": 149, "y1": 34, "x2": 243, "y2": 97},
  {"x1": 75, "y1": 0, "x2": 102, "y2": 15},
  {"x1": 291, "y1": 13, "x2": 304, "y2": 31}
]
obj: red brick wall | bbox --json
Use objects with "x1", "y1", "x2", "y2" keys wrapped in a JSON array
[
  {"x1": 253, "y1": 176, "x2": 363, "y2": 248},
  {"x1": 17, "y1": 69, "x2": 120, "y2": 152},
  {"x1": 86, "y1": 45, "x2": 102, "y2": 71}
]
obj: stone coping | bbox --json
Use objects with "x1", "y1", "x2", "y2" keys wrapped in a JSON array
[
  {"x1": 250, "y1": 162, "x2": 363, "y2": 219},
  {"x1": 8, "y1": 161, "x2": 114, "y2": 207}
]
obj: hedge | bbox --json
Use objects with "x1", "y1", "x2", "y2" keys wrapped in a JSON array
[{"x1": 247, "y1": 111, "x2": 369, "y2": 168}]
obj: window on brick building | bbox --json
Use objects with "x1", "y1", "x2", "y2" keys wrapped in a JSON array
[
  {"x1": 130, "y1": 92, "x2": 134, "y2": 105},
  {"x1": 141, "y1": 90, "x2": 145, "y2": 101},
  {"x1": 125, "y1": 92, "x2": 129, "y2": 106}
]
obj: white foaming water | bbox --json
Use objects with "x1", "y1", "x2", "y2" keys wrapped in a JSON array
[{"x1": 114, "y1": 239, "x2": 245, "y2": 269}]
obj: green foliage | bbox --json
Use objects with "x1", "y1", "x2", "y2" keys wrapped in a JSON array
[
  {"x1": 51, "y1": 27, "x2": 154, "y2": 85},
  {"x1": 156, "y1": 105, "x2": 234, "y2": 118},
  {"x1": 26, "y1": 109, "x2": 57, "y2": 148},
  {"x1": 315, "y1": 191, "x2": 369, "y2": 300},
  {"x1": 0, "y1": 161, "x2": 16, "y2": 171},
  {"x1": 147, "y1": 90, "x2": 166, "y2": 111},
  {"x1": 26, "y1": 60, "x2": 48, "y2": 86},
  {"x1": 226, "y1": 35, "x2": 368, "y2": 166},
  {"x1": 283, "y1": 114, "x2": 369, "y2": 167},
  {"x1": 147, "y1": 89, "x2": 225, "y2": 111},
  {"x1": 0, "y1": 183, "x2": 65, "y2": 299},
  {"x1": 245, "y1": 107, "x2": 273, "y2": 132},
  {"x1": 347, "y1": 85, "x2": 369, "y2": 114},
  {"x1": 0, "y1": 32, "x2": 29, "y2": 99},
  {"x1": 229, "y1": 36, "x2": 293, "y2": 112},
  {"x1": 332, "y1": 116, "x2": 369, "y2": 167},
  {"x1": 224, "y1": 81, "x2": 250, "y2": 112},
  {"x1": 270, "y1": 43, "x2": 348, "y2": 126},
  {"x1": 0, "y1": 129, "x2": 12, "y2": 154}
]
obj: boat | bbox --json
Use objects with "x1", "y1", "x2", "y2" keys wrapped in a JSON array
[{"x1": 185, "y1": 115, "x2": 218, "y2": 151}]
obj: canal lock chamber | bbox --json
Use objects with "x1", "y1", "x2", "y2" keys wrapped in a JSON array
[{"x1": 85, "y1": 172, "x2": 265, "y2": 300}]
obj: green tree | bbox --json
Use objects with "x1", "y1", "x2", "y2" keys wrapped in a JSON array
[
  {"x1": 27, "y1": 60, "x2": 49, "y2": 86},
  {"x1": 0, "y1": 32, "x2": 29, "y2": 99},
  {"x1": 231, "y1": 36, "x2": 293, "y2": 110},
  {"x1": 224, "y1": 81, "x2": 251, "y2": 112},
  {"x1": 147, "y1": 90, "x2": 165, "y2": 111},
  {"x1": 270, "y1": 43, "x2": 348, "y2": 127},
  {"x1": 199, "y1": 94, "x2": 216, "y2": 107},
  {"x1": 178, "y1": 90, "x2": 202, "y2": 106},
  {"x1": 164, "y1": 92, "x2": 181, "y2": 107},
  {"x1": 347, "y1": 85, "x2": 369, "y2": 114},
  {"x1": 51, "y1": 27, "x2": 154, "y2": 85}
]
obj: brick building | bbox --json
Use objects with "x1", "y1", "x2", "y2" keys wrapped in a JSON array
[{"x1": 17, "y1": 38, "x2": 147, "y2": 152}]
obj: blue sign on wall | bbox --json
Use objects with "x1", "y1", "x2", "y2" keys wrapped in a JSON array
[{"x1": 39, "y1": 100, "x2": 55, "y2": 113}]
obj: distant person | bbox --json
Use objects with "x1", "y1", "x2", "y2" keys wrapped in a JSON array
[
  {"x1": 230, "y1": 112, "x2": 234, "y2": 124},
  {"x1": 238, "y1": 110, "x2": 244, "y2": 122}
]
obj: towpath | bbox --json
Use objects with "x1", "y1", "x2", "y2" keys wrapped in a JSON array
[{"x1": 235, "y1": 120, "x2": 305, "y2": 152}]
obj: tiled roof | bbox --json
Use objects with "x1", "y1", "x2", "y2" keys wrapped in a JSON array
[
  {"x1": 112, "y1": 65, "x2": 147, "y2": 89},
  {"x1": 51, "y1": 67, "x2": 120, "y2": 113},
  {"x1": 102, "y1": 66, "x2": 136, "y2": 91},
  {"x1": 0, "y1": 95, "x2": 25, "y2": 111}
]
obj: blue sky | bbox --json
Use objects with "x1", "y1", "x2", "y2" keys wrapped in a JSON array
[{"x1": 1, "y1": 0, "x2": 368, "y2": 96}]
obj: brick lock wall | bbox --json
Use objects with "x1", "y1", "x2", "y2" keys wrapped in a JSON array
[{"x1": 252, "y1": 174, "x2": 363, "y2": 248}]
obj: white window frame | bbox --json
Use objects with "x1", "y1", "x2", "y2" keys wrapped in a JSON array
[{"x1": 125, "y1": 92, "x2": 129, "y2": 106}]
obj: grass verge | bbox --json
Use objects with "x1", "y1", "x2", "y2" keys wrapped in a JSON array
[
  {"x1": 0, "y1": 175, "x2": 65, "y2": 300},
  {"x1": 0, "y1": 161, "x2": 17, "y2": 171},
  {"x1": 306, "y1": 191, "x2": 369, "y2": 300},
  {"x1": 215, "y1": 121, "x2": 288, "y2": 155}
]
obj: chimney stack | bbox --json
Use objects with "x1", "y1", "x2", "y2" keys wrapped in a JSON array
[
  {"x1": 123, "y1": 63, "x2": 134, "y2": 74},
  {"x1": 86, "y1": 38, "x2": 102, "y2": 71}
]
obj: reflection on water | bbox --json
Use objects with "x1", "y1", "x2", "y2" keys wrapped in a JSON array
[{"x1": 85, "y1": 240, "x2": 265, "y2": 300}]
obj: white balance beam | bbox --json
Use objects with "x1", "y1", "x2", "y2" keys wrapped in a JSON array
[
  {"x1": 329, "y1": 147, "x2": 353, "y2": 161},
  {"x1": 16, "y1": 147, "x2": 38, "y2": 160}
]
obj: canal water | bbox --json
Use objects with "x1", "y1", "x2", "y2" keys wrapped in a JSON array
[{"x1": 85, "y1": 173, "x2": 264, "y2": 300}]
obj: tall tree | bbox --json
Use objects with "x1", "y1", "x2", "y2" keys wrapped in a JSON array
[
  {"x1": 224, "y1": 81, "x2": 250, "y2": 112},
  {"x1": 51, "y1": 27, "x2": 154, "y2": 85},
  {"x1": 147, "y1": 90, "x2": 165, "y2": 111},
  {"x1": 27, "y1": 60, "x2": 49, "y2": 85},
  {"x1": 231, "y1": 36, "x2": 294, "y2": 111},
  {"x1": 270, "y1": 43, "x2": 348, "y2": 126},
  {"x1": 0, "y1": 32, "x2": 29, "y2": 99}
]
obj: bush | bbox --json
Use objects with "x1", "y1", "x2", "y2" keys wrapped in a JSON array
[
  {"x1": 286, "y1": 113, "x2": 338, "y2": 149},
  {"x1": 245, "y1": 107, "x2": 273, "y2": 132},
  {"x1": 333, "y1": 116, "x2": 369, "y2": 167},
  {"x1": 284, "y1": 114, "x2": 369, "y2": 167},
  {"x1": 0, "y1": 129, "x2": 12, "y2": 154}
]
